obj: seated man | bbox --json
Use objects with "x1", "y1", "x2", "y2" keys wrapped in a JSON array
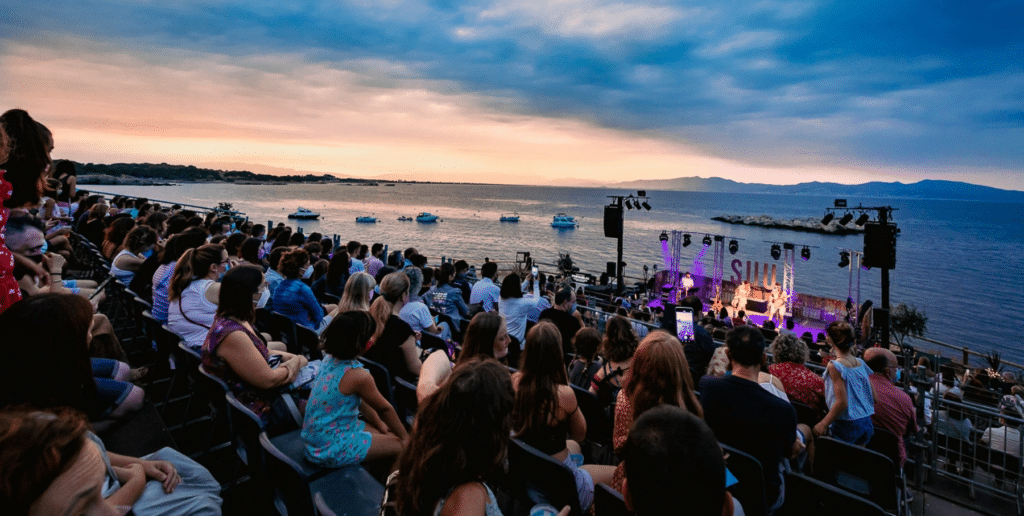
[
  {"x1": 981, "y1": 405, "x2": 1022, "y2": 458},
  {"x1": 864, "y1": 348, "x2": 918, "y2": 469},
  {"x1": 700, "y1": 325, "x2": 803, "y2": 514},
  {"x1": 623, "y1": 405, "x2": 742, "y2": 516}
]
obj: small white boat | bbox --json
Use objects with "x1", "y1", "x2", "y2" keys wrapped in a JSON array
[
  {"x1": 550, "y1": 213, "x2": 578, "y2": 228},
  {"x1": 288, "y1": 207, "x2": 320, "y2": 220},
  {"x1": 500, "y1": 213, "x2": 520, "y2": 222},
  {"x1": 416, "y1": 212, "x2": 439, "y2": 223},
  {"x1": 356, "y1": 216, "x2": 377, "y2": 223},
  {"x1": 397, "y1": 216, "x2": 414, "y2": 221}
]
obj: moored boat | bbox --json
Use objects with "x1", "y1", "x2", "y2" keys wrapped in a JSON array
[
  {"x1": 288, "y1": 207, "x2": 320, "y2": 220},
  {"x1": 416, "y1": 212, "x2": 439, "y2": 222},
  {"x1": 500, "y1": 213, "x2": 520, "y2": 222},
  {"x1": 550, "y1": 213, "x2": 578, "y2": 228},
  {"x1": 356, "y1": 216, "x2": 377, "y2": 223},
  {"x1": 398, "y1": 216, "x2": 414, "y2": 221}
]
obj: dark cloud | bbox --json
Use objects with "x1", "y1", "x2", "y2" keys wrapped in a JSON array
[{"x1": 4, "y1": 0, "x2": 1022, "y2": 174}]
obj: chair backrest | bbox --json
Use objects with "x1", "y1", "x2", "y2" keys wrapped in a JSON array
[
  {"x1": 813, "y1": 436, "x2": 898, "y2": 511},
  {"x1": 313, "y1": 491, "x2": 338, "y2": 516},
  {"x1": 778, "y1": 472, "x2": 886, "y2": 516},
  {"x1": 295, "y1": 324, "x2": 323, "y2": 360},
  {"x1": 571, "y1": 385, "x2": 612, "y2": 446},
  {"x1": 594, "y1": 483, "x2": 629, "y2": 516},
  {"x1": 866, "y1": 427, "x2": 903, "y2": 471},
  {"x1": 259, "y1": 429, "x2": 330, "y2": 516},
  {"x1": 254, "y1": 308, "x2": 278, "y2": 340},
  {"x1": 196, "y1": 364, "x2": 230, "y2": 415},
  {"x1": 224, "y1": 391, "x2": 274, "y2": 505},
  {"x1": 392, "y1": 376, "x2": 418, "y2": 430},
  {"x1": 271, "y1": 311, "x2": 300, "y2": 355},
  {"x1": 720, "y1": 443, "x2": 767, "y2": 516},
  {"x1": 358, "y1": 357, "x2": 396, "y2": 409},
  {"x1": 791, "y1": 401, "x2": 825, "y2": 428},
  {"x1": 508, "y1": 439, "x2": 584, "y2": 516},
  {"x1": 419, "y1": 331, "x2": 447, "y2": 353},
  {"x1": 318, "y1": 292, "x2": 340, "y2": 305}
]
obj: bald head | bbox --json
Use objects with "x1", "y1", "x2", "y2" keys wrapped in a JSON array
[{"x1": 865, "y1": 348, "x2": 897, "y2": 379}]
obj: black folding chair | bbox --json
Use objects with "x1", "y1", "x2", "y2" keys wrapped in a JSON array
[
  {"x1": 721, "y1": 443, "x2": 767, "y2": 516},
  {"x1": 508, "y1": 439, "x2": 585, "y2": 516},
  {"x1": 358, "y1": 357, "x2": 396, "y2": 410},
  {"x1": 813, "y1": 436, "x2": 901, "y2": 515},
  {"x1": 392, "y1": 376, "x2": 418, "y2": 430},
  {"x1": 272, "y1": 311, "x2": 300, "y2": 355},
  {"x1": 777, "y1": 472, "x2": 885, "y2": 516},
  {"x1": 295, "y1": 323, "x2": 323, "y2": 360},
  {"x1": 571, "y1": 384, "x2": 615, "y2": 465},
  {"x1": 594, "y1": 483, "x2": 629, "y2": 516}
]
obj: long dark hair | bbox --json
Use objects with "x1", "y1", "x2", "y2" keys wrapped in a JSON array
[
  {"x1": 456, "y1": 312, "x2": 504, "y2": 366},
  {"x1": 103, "y1": 217, "x2": 135, "y2": 251},
  {"x1": 169, "y1": 244, "x2": 224, "y2": 300},
  {"x1": 217, "y1": 265, "x2": 262, "y2": 323},
  {"x1": 602, "y1": 315, "x2": 639, "y2": 362},
  {"x1": 327, "y1": 250, "x2": 350, "y2": 286},
  {"x1": 500, "y1": 273, "x2": 523, "y2": 299},
  {"x1": 394, "y1": 359, "x2": 514, "y2": 516},
  {"x1": 159, "y1": 227, "x2": 208, "y2": 265},
  {"x1": 0, "y1": 294, "x2": 97, "y2": 417},
  {"x1": 0, "y1": 109, "x2": 51, "y2": 209},
  {"x1": 512, "y1": 322, "x2": 568, "y2": 438},
  {"x1": 321, "y1": 311, "x2": 376, "y2": 360}
]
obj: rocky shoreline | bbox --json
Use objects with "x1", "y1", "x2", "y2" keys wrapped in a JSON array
[{"x1": 712, "y1": 214, "x2": 864, "y2": 235}]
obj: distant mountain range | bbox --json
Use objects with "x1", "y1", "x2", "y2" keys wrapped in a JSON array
[{"x1": 612, "y1": 177, "x2": 1024, "y2": 201}]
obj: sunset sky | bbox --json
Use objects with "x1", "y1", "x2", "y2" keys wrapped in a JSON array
[{"x1": 2, "y1": 1, "x2": 1022, "y2": 188}]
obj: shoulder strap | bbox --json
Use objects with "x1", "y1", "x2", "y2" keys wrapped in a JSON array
[{"x1": 178, "y1": 295, "x2": 212, "y2": 330}]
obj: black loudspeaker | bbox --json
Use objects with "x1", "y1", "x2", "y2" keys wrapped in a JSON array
[
  {"x1": 863, "y1": 222, "x2": 897, "y2": 269},
  {"x1": 606, "y1": 261, "x2": 616, "y2": 277},
  {"x1": 604, "y1": 204, "x2": 623, "y2": 238}
]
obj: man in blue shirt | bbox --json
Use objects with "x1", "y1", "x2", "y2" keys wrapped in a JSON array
[
  {"x1": 346, "y1": 241, "x2": 365, "y2": 273},
  {"x1": 469, "y1": 261, "x2": 501, "y2": 312}
]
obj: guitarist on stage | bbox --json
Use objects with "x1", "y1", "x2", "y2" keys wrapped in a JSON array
[{"x1": 731, "y1": 280, "x2": 750, "y2": 317}]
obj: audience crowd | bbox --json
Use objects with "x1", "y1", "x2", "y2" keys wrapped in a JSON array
[{"x1": 3, "y1": 107, "x2": 1022, "y2": 516}]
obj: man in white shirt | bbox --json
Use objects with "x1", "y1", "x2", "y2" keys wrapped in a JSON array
[
  {"x1": 981, "y1": 406, "x2": 1023, "y2": 458},
  {"x1": 469, "y1": 261, "x2": 501, "y2": 312},
  {"x1": 681, "y1": 272, "x2": 695, "y2": 295}
]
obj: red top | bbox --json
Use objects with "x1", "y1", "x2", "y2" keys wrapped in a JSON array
[
  {"x1": 769, "y1": 361, "x2": 826, "y2": 411},
  {"x1": 869, "y1": 373, "x2": 918, "y2": 466},
  {"x1": 0, "y1": 169, "x2": 21, "y2": 315}
]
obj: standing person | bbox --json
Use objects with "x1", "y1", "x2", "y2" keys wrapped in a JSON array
[
  {"x1": 700, "y1": 326, "x2": 804, "y2": 514},
  {"x1": 498, "y1": 272, "x2": 541, "y2": 364},
  {"x1": 766, "y1": 283, "x2": 787, "y2": 326},
  {"x1": 469, "y1": 261, "x2": 501, "y2": 312},
  {"x1": 538, "y1": 287, "x2": 583, "y2": 355},
  {"x1": 813, "y1": 321, "x2": 876, "y2": 445},
  {"x1": 303, "y1": 311, "x2": 407, "y2": 467},
  {"x1": 394, "y1": 359, "x2": 540, "y2": 516},
  {"x1": 731, "y1": 280, "x2": 750, "y2": 317}
]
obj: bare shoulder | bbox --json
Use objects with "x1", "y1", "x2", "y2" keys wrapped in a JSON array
[{"x1": 440, "y1": 482, "x2": 489, "y2": 516}]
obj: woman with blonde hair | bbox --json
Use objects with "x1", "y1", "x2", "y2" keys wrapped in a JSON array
[
  {"x1": 611, "y1": 330, "x2": 703, "y2": 494},
  {"x1": 338, "y1": 271, "x2": 375, "y2": 312},
  {"x1": 362, "y1": 272, "x2": 420, "y2": 382}
]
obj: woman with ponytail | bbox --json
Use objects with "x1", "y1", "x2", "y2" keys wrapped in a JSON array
[
  {"x1": 363, "y1": 272, "x2": 421, "y2": 382},
  {"x1": 167, "y1": 244, "x2": 227, "y2": 350}
]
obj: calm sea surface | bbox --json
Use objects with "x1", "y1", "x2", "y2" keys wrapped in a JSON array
[{"x1": 96, "y1": 183, "x2": 1024, "y2": 366}]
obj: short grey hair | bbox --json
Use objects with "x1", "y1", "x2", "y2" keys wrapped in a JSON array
[
  {"x1": 402, "y1": 267, "x2": 423, "y2": 298},
  {"x1": 770, "y1": 333, "x2": 809, "y2": 365}
]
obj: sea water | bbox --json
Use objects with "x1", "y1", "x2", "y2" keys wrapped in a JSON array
[{"x1": 95, "y1": 182, "x2": 1024, "y2": 366}]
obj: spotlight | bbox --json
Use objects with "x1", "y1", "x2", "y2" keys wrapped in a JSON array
[
  {"x1": 637, "y1": 190, "x2": 646, "y2": 197},
  {"x1": 702, "y1": 235, "x2": 713, "y2": 247},
  {"x1": 641, "y1": 201, "x2": 651, "y2": 211},
  {"x1": 770, "y1": 244, "x2": 781, "y2": 260},
  {"x1": 801, "y1": 247, "x2": 811, "y2": 260},
  {"x1": 659, "y1": 231, "x2": 669, "y2": 242},
  {"x1": 855, "y1": 213, "x2": 871, "y2": 226},
  {"x1": 683, "y1": 234, "x2": 691, "y2": 247},
  {"x1": 838, "y1": 251, "x2": 850, "y2": 268},
  {"x1": 728, "y1": 240, "x2": 738, "y2": 254},
  {"x1": 838, "y1": 213, "x2": 854, "y2": 225},
  {"x1": 624, "y1": 200, "x2": 633, "y2": 210},
  {"x1": 821, "y1": 213, "x2": 835, "y2": 225}
]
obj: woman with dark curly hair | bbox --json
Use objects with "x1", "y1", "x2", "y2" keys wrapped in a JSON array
[
  {"x1": 272, "y1": 248, "x2": 339, "y2": 334},
  {"x1": 101, "y1": 216, "x2": 135, "y2": 261},
  {"x1": 393, "y1": 358, "x2": 521, "y2": 516},
  {"x1": 589, "y1": 315, "x2": 639, "y2": 406},
  {"x1": 769, "y1": 333, "x2": 826, "y2": 410},
  {"x1": 110, "y1": 225, "x2": 158, "y2": 285},
  {"x1": 610, "y1": 330, "x2": 703, "y2": 495}
]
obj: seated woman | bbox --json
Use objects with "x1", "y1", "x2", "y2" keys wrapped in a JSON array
[
  {"x1": 611, "y1": 331, "x2": 703, "y2": 495},
  {"x1": 303, "y1": 311, "x2": 408, "y2": 466},
  {"x1": 399, "y1": 267, "x2": 452, "y2": 342},
  {"x1": 312, "y1": 250, "x2": 350, "y2": 300},
  {"x1": 0, "y1": 409, "x2": 222, "y2": 515},
  {"x1": 0, "y1": 293, "x2": 144, "y2": 428},
  {"x1": 167, "y1": 244, "x2": 225, "y2": 350},
  {"x1": 424, "y1": 263, "x2": 469, "y2": 332},
  {"x1": 151, "y1": 227, "x2": 208, "y2": 324},
  {"x1": 769, "y1": 333, "x2": 826, "y2": 411},
  {"x1": 813, "y1": 321, "x2": 876, "y2": 444},
  {"x1": 101, "y1": 216, "x2": 135, "y2": 261},
  {"x1": 567, "y1": 327, "x2": 603, "y2": 389},
  {"x1": 202, "y1": 265, "x2": 308, "y2": 430},
  {"x1": 237, "y1": 236, "x2": 265, "y2": 268},
  {"x1": 590, "y1": 316, "x2": 638, "y2": 407},
  {"x1": 80, "y1": 202, "x2": 109, "y2": 247},
  {"x1": 272, "y1": 248, "x2": 338, "y2": 334},
  {"x1": 338, "y1": 271, "x2": 375, "y2": 312},
  {"x1": 110, "y1": 225, "x2": 158, "y2": 285},
  {"x1": 395, "y1": 359, "x2": 538, "y2": 516},
  {"x1": 417, "y1": 311, "x2": 511, "y2": 402},
  {"x1": 363, "y1": 272, "x2": 421, "y2": 382},
  {"x1": 513, "y1": 322, "x2": 616, "y2": 511}
]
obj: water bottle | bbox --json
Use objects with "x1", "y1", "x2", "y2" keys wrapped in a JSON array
[{"x1": 530, "y1": 504, "x2": 559, "y2": 516}]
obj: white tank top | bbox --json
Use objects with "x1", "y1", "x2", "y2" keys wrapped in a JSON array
[
  {"x1": 110, "y1": 249, "x2": 138, "y2": 284},
  {"x1": 168, "y1": 279, "x2": 218, "y2": 349}
]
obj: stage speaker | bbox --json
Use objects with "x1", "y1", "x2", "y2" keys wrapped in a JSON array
[
  {"x1": 606, "y1": 261, "x2": 616, "y2": 277},
  {"x1": 604, "y1": 204, "x2": 623, "y2": 238},
  {"x1": 863, "y1": 222, "x2": 897, "y2": 269}
]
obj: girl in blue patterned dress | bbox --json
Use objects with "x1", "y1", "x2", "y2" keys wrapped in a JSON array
[{"x1": 302, "y1": 311, "x2": 408, "y2": 467}]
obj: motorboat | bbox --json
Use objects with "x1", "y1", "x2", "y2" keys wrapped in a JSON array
[
  {"x1": 500, "y1": 213, "x2": 520, "y2": 222},
  {"x1": 288, "y1": 207, "x2": 320, "y2": 220},
  {"x1": 550, "y1": 213, "x2": 578, "y2": 228},
  {"x1": 355, "y1": 216, "x2": 377, "y2": 223},
  {"x1": 397, "y1": 216, "x2": 414, "y2": 221},
  {"x1": 416, "y1": 212, "x2": 439, "y2": 222}
]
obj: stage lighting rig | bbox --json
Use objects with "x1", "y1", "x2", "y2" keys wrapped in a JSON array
[
  {"x1": 801, "y1": 247, "x2": 811, "y2": 260},
  {"x1": 604, "y1": 191, "x2": 654, "y2": 295},
  {"x1": 683, "y1": 234, "x2": 691, "y2": 247},
  {"x1": 728, "y1": 240, "x2": 739, "y2": 254},
  {"x1": 838, "y1": 251, "x2": 850, "y2": 268},
  {"x1": 702, "y1": 235, "x2": 713, "y2": 247},
  {"x1": 855, "y1": 213, "x2": 871, "y2": 226},
  {"x1": 660, "y1": 231, "x2": 669, "y2": 242},
  {"x1": 838, "y1": 213, "x2": 854, "y2": 225}
]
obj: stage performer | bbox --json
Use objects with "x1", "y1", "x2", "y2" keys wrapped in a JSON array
[
  {"x1": 767, "y1": 283, "x2": 787, "y2": 326},
  {"x1": 731, "y1": 280, "x2": 750, "y2": 317},
  {"x1": 681, "y1": 272, "x2": 695, "y2": 295}
]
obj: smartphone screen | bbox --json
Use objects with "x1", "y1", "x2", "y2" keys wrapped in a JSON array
[
  {"x1": 676, "y1": 307, "x2": 694, "y2": 342},
  {"x1": 531, "y1": 266, "x2": 539, "y2": 277}
]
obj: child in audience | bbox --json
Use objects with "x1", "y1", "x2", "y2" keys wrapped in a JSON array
[
  {"x1": 814, "y1": 321, "x2": 876, "y2": 444},
  {"x1": 567, "y1": 327, "x2": 603, "y2": 389},
  {"x1": 303, "y1": 311, "x2": 408, "y2": 467}
]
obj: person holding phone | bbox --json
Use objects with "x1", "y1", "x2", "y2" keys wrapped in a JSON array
[
  {"x1": 498, "y1": 271, "x2": 542, "y2": 363},
  {"x1": 665, "y1": 296, "x2": 718, "y2": 383}
]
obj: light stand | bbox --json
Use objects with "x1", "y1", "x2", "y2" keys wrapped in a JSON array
[{"x1": 605, "y1": 192, "x2": 652, "y2": 295}]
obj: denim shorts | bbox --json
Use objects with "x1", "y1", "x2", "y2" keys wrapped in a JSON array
[{"x1": 830, "y1": 416, "x2": 874, "y2": 445}]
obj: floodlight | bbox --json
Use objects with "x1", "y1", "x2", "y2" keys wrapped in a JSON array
[
  {"x1": 729, "y1": 240, "x2": 738, "y2": 254},
  {"x1": 855, "y1": 213, "x2": 871, "y2": 226},
  {"x1": 821, "y1": 213, "x2": 835, "y2": 225},
  {"x1": 683, "y1": 234, "x2": 691, "y2": 247},
  {"x1": 702, "y1": 235, "x2": 713, "y2": 247},
  {"x1": 838, "y1": 251, "x2": 850, "y2": 268},
  {"x1": 659, "y1": 231, "x2": 669, "y2": 242},
  {"x1": 770, "y1": 244, "x2": 781, "y2": 260},
  {"x1": 801, "y1": 247, "x2": 811, "y2": 260},
  {"x1": 838, "y1": 213, "x2": 854, "y2": 225},
  {"x1": 641, "y1": 201, "x2": 651, "y2": 211}
]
